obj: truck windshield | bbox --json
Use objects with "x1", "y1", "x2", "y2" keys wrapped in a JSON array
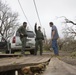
[{"x1": 16, "y1": 31, "x2": 35, "y2": 38}]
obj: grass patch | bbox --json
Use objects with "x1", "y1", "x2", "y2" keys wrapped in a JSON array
[{"x1": 70, "y1": 51, "x2": 76, "y2": 58}]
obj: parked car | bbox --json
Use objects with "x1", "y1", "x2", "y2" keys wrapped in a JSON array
[
  {"x1": 0, "y1": 34, "x2": 11, "y2": 54},
  {"x1": 9, "y1": 30, "x2": 35, "y2": 54}
]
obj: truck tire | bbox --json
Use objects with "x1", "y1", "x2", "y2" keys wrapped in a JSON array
[
  {"x1": 30, "y1": 49, "x2": 34, "y2": 55},
  {"x1": 5, "y1": 50, "x2": 9, "y2": 54}
]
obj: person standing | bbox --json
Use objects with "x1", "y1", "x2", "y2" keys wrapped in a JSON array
[
  {"x1": 17, "y1": 22, "x2": 27, "y2": 56},
  {"x1": 34, "y1": 23, "x2": 44, "y2": 55},
  {"x1": 49, "y1": 22, "x2": 59, "y2": 56}
]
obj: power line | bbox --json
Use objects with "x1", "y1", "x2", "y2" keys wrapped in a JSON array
[
  {"x1": 33, "y1": 0, "x2": 42, "y2": 27},
  {"x1": 33, "y1": 0, "x2": 47, "y2": 38},
  {"x1": 18, "y1": 0, "x2": 33, "y2": 30}
]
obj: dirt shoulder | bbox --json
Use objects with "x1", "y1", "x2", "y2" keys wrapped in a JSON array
[
  {"x1": 43, "y1": 50, "x2": 76, "y2": 66},
  {"x1": 42, "y1": 57, "x2": 76, "y2": 75},
  {"x1": 42, "y1": 51, "x2": 76, "y2": 75},
  {"x1": 56, "y1": 50, "x2": 76, "y2": 66}
]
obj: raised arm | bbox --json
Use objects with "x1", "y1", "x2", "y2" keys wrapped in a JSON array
[{"x1": 34, "y1": 23, "x2": 37, "y2": 33}]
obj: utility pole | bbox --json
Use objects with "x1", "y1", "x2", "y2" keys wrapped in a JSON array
[
  {"x1": 33, "y1": 0, "x2": 42, "y2": 27},
  {"x1": 43, "y1": 28, "x2": 47, "y2": 43}
]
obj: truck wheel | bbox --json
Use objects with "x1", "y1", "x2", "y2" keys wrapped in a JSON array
[
  {"x1": 5, "y1": 50, "x2": 9, "y2": 54},
  {"x1": 30, "y1": 50, "x2": 34, "y2": 55},
  {"x1": 11, "y1": 50, "x2": 15, "y2": 54},
  {"x1": 6, "y1": 50, "x2": 14, "y2": 54}
]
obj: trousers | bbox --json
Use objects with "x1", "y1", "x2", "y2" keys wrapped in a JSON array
[
  {"x1": 20, "y1": 37, "x2": 27, "y2": 54},
  {"x1": 35, "y1": 39, "x2": 43, "y2": 55},
  {"x1": 52, "y1": 39, "x2": 59, "y2": 55}
]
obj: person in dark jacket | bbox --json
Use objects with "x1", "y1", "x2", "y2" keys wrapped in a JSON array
[
  {"x1": 17, "y1": 22, "x2": 27, "y2": 56},
  {"x1": 34, "y1": 23, "x2": 44, "y2": 55}
]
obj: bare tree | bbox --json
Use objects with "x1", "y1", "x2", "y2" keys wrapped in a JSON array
[
  {"x1": 56, "y1": 16, "x2": 76, "y2": 25},
  {"x1": 0, "y1": 0, "x2": 19, "y2": 40},
  {"x1": 65, "y1": 18, "x2": 76, "y2": 25},
  {"x1": 56, "y1": 16, "x2": 76, "y2": 39}
]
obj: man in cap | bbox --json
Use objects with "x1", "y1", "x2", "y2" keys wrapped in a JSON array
[{"x1": 34, "y1": 23, "x2": 44, "y2": 55}]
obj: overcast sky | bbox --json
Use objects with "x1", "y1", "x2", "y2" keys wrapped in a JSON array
[{"x1": 2, "y1": 0, "x2": 76, "y2": 39}]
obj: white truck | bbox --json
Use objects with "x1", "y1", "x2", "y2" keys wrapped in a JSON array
[{"x1": 9, "y1": 30, "x2": 35, "y2": 54}]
